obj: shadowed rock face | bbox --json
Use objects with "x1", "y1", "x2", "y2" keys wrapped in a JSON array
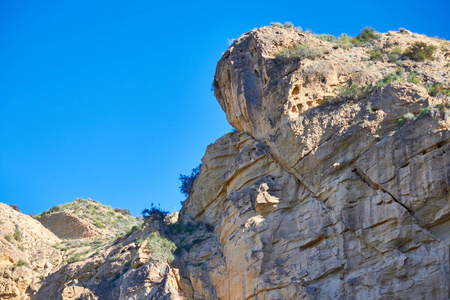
[{"x1": 180, "y1": 26, "x2": 450, "y2": 299}]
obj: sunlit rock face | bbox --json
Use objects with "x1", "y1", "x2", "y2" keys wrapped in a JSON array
[{"x1": 180, "y1": 26, "x2": 450, "y2": 299}]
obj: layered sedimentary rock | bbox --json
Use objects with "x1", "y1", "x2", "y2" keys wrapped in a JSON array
[{"x1": 180, "y1": 26, "x2": 450, "y2": 299}]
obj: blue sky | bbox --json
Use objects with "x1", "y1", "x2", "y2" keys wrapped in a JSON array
[{"x1": 1, "y1": 0, "x2": 449, "y2": 216}]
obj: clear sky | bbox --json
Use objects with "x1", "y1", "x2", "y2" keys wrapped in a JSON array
[{"x1": 1, "y1": 0, "x2": 449, "y2": 216}]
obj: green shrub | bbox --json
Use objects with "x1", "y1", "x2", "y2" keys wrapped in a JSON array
[
  {"x1": 315, "y1": 34, "x2": 336, "y2": 43},
  {"x1": 427, "y1": 84, "x2": 450, "y2": 97},
  {"x1": 146, "y1": 232, "x2": 176, "y2": 264},
  {"x1": 283, "y1": 22, "x2": 294, "y2": 28},
  {"x1": 336, "y1": 34, "x2": 353, "y2": 50},
  {"x1": 407, "y1": 72, "x2": 420, "y2": 84},
  {"x1": 375, "y1": 71, "x2": 403, "y2": 87},
  {"x1": 358, "y1": 27, "x2": 380, "y2": 42},
  {"x1": 167, "y1": 222, "x2": 199, "y2": 235},
  {"x1": 368, "y1": 48, "x2": 384, "y2": 60},
  {"x1": 5, "y1": 235, "x2": 12, "y2": 242},
  {"x1": 419, "y1": 107, "x2": 431, "y2": 116},
  {"x1": 179, "y1": 165, "x2": 201, "y2": 199},
  {"x1": 14, "y1": 229, "x2": 23, "y2": 242},
  {"x1": 274, "y1": 44, "x2": 323, "y2": 63},
  {"x1": 337, "y1": 84, "x2": 373, "y2": 100},
  {"x1": 142, "y1": 203, "x2": 168, "y2": 223},
  {"x1": 388, "y1": 47, "x2": 404, "y2": 61},
  {"x1": 405, "y1": 42, "x2": 437, "y2": 61}
]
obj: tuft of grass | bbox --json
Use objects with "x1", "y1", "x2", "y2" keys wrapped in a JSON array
[
  {"x1": 407, "y1": 72, "x2": 420, "y2": 84},
  {"x1": 14, "y1": 229, "x2": 23, "y2": 242},
  {"x1": 375, "y1": 70, "x2": 403, "y2": 87},
  {"x1": 325, "y1": 84, "x2": 373, "y2": 105},
  {"x1": 274, "y1": 44, "x2": 323, "y2": 63},
  {"x1": 5, "y1": 235, "x2": 12, "y2": 242},
  {"x1": 109, "y1": 254, "x2": 120, "y2": 262},
  {"x1": 15, "y1": 259, "x2": 28, "y2": 267},
  {"x1": 427, "y1": 84, "x2": 450, "y2": 97},
  {"x1": 146, "y1": 232, "x2": 176, "y2": 264},
  {"x1": 419, "y1": 107, "x2": 431, "y2": 117},
  {"x1": 405, "y1": 42, "x2": 437, "y2": 61}
]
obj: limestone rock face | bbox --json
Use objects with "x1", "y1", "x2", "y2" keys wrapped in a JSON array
[{"x1": 181, "y1": 26, "x2": 450, "y2": 299}]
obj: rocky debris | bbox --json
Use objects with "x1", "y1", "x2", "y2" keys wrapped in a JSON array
[{"x1": 179, "y1": 26, "x2": 450, "y2": 299}]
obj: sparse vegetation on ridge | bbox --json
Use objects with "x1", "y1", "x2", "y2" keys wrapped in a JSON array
[
  {"x1": 274, "y1": 44, "x2": 323, "y2": 63},
  {"x1": 35, "y1": 198, "x2": 141, "y2": 237}
]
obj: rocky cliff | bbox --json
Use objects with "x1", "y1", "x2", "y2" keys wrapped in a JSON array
[
  {"x1": 178, "y1": 26, "x2": 450, "y2": 299},
  {"x1": 1, "y1": 26, "x2": 449, "y2": 299}
]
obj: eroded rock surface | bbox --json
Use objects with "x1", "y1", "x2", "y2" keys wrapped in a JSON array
[
  {"x1": 180, "y1": 26, "x2": 450, "y2": 299},
  {"x1": 38, "y1": 212, "x2": 102, "y2": 239}
]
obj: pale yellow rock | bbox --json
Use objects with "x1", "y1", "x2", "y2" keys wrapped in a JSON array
[{"x1": 180, "y1": 26, "x2": 450, "y2": 299}]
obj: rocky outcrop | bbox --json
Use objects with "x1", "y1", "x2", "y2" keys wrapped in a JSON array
[
  {"x1": 34, "y1": 224, "x2": 185, "y2": 300},
  {"x1": 180, "y1": 26, "x2": 450, "y2": 299},
  {"x1": 0, "y1": 203, "x2": 62, "y2": 299},
  {"x1": 38, "y1": 212, "x2": 101, "y2": 239}
]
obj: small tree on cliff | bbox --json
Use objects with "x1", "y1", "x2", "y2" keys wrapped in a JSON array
[{"x1": 179, "y1": 164, "x2": 201, "y2": 202}]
